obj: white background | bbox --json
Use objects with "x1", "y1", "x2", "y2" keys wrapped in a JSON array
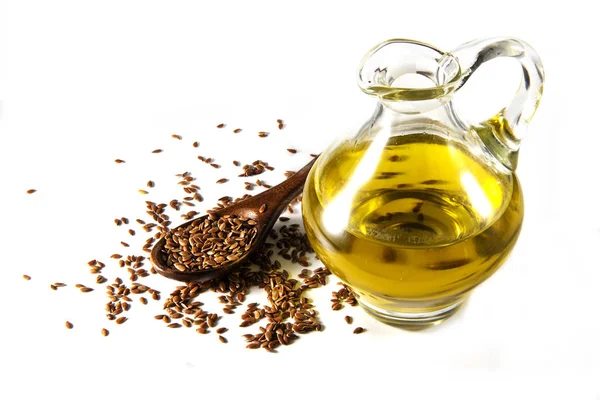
[{"x1": 1, "y1": 1, "x2": 599, "y2": 399}]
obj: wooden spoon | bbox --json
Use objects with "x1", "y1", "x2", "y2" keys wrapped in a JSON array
[{"x1": 150, "y1": 156, "x2": 317, "y2": 282}]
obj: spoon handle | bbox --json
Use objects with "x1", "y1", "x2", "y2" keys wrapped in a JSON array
[
  {"x1": 269, "y1": 156, "x2": 318, "y2": 208},
  {"x1": 242, "y1": 155, "x2": 318, "y2": 225}
]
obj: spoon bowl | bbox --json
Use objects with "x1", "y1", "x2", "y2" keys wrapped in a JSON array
[{"x1": 150, "y1": 156, "x2": 317, "y2": 282}]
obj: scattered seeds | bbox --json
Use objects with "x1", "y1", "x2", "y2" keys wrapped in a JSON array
[
  {"x1": 344, "y1": 315, "x2": 353, "y2": 324},
  {"x1": 152, "y1": 149, "x2": 163, "y2": 153},
  {"x1": 22, "y1": 274, "x2": 31, "y2": 281},
  {"x1": 233, "y1": 128, "x2": 242, "y2": 134},
  {"x1": 287, "y1": 148, "x2": 297, "y2": 154},
  {"x1": 171, "y1": 134, "x2": 182, "y2": 140},
  {"x1": 101, "y1": 328, "x2": 109, "y2": 336},
  {"x1": 138, "y1": 189, "x2": 149, "y2": 195},
  {"x1": 26, "y1": 189, "x2": 36, "y2": 194},
  {"x1": 353, "y1": 327, "x2": 365, "y2": 334},
  {"x1": 65, "y1": 321, "x2": 73, "y2": 329},
  {"x1": 114, "y1": 159, "x2": 125, "y2": 164},
  {"x1": 34, "y1": 118, "x2": 373, "y2": 354},
  {"x1": 216, "y1": 123, "x2": 225, "y2": 128}
]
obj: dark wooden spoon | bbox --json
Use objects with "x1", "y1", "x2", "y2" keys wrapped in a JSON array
[{"x1": 150, "y1": 156, "x2": 318, "y2": 282}]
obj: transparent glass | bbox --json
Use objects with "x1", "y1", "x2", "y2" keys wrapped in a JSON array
[{"x1": 302, "y1": 38, "x2": 544, "y2": 329}]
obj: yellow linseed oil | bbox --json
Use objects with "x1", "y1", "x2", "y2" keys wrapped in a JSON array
[{"x1": 302, "y1": 134, "x2": 524, "y2": 319}]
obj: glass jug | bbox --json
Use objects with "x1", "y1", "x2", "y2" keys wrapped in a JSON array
[{"x1": 302, "y1": 37, "x2": 544, "y2": 329}]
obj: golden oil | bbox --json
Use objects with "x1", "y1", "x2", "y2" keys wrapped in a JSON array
[{"x1": 302, "y1": 133, "x2": 524, "y2": 325}]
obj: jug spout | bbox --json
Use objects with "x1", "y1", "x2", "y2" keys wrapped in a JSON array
[{"x1": 357, "y1": 39, "x2": 463, "y2": 114}]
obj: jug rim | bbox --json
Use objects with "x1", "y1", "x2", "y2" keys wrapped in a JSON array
[{"x1": 357, "y1": 38, "x2": 462, "y2": 101}]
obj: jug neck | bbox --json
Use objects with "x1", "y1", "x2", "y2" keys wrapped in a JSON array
[{"x1": 357, "y1": 38, "x2": 545, "y2": 171}]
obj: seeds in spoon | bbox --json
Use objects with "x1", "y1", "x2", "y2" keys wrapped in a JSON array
[{"x1": 161, "y1": 214, "x2": 258, "y2": 272}]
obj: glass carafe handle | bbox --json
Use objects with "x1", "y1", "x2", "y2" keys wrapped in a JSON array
[{"x1": 449, "y1": 37, "x2": 545, "y2": 170}]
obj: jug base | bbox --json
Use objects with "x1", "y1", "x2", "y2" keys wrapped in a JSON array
[{"x1": 359, "y1": 297, "x2": 465, "y2": 331}]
